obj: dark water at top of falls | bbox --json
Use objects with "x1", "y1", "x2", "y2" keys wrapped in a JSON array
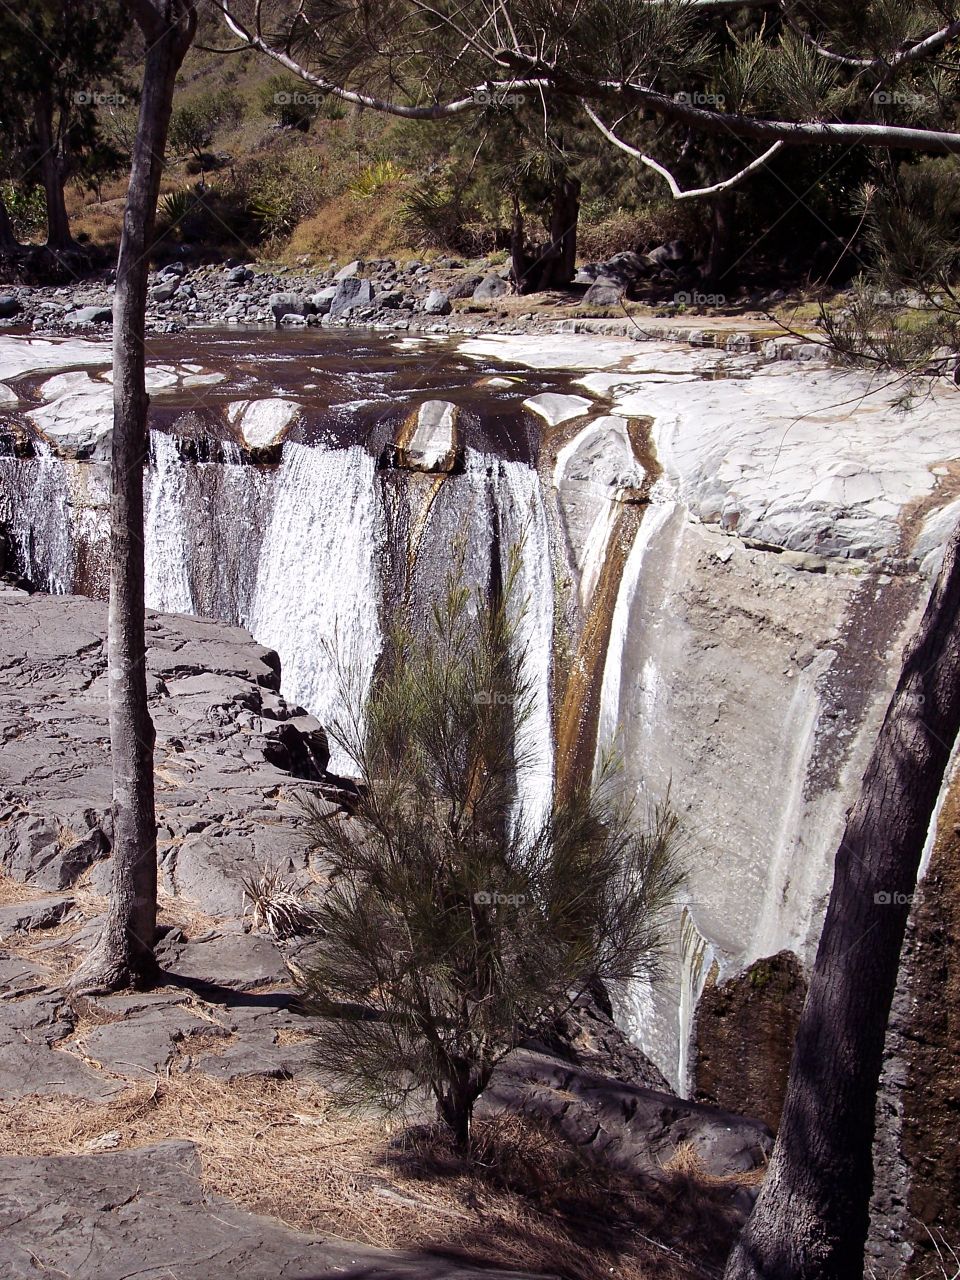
[{"x1": 5, "y1": 327, "x2": 597, "y2": 464}]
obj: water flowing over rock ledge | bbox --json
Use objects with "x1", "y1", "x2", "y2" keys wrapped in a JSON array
[{"x1": 2, "y1": 327, "x2": 959, "y2": 1116}]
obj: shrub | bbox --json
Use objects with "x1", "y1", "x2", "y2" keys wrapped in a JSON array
[
  {"x1": 258, "y1": 73, "x2": 323, "y2": 131},
  {"x1": 296, "y1": 552, "x2": 685, "y2": 1152},
  {"x1": 347, "y1": 159, "x2": 406, "y2": 198}
]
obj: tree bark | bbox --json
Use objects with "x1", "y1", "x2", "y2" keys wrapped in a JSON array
[
  {"x1": 70, "y1": 0, "x2": 196, "y2": 995},
  {"x1": 33, "y1": 95, "x2": 74, "y2": 251},
  {"x1": 724, "y1": 522, "x2": 960, "y2": 1280},
  {"x1": 0, "y1": 192, "x2": 19, "y2": 250},
  {"x1": 704, "y1": 191, "x2": 737, "y2": 287},
  {"x1": 541, "y1": 175, "x2": 580, "y2": 290}
]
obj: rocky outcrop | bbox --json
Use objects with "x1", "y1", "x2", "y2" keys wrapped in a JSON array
[
  {"x1": 692, "y1": 952, "x2": 807, "y2": 1131},
  {"x1": 0, "y1": 589, "x2": 327, "y2": 915},
  {"x1": 0, "y1": 1141, "x2": 552, "y2": 1279},
  {"x1": 381, "y1": 400, "x2": 462, "y2": 473}
]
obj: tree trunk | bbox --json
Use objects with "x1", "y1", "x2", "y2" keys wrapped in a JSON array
[
  {"x1": 704, "y1": 191, "x2": 737, "y2": 289},
  {"x1": 33, "y1": 95, "x2": 74, "y2": 251},
  {"x1": 509, "y1": 193, "x2": 528, "y2": 293},
  {"x1": 724, "y1": 522, "x2": 960, "y2": 1280},
  {"x1": 542, "y1": 175, "x2": 581, "y2": 290},
  {"x1": 70, "y1": 0, "x2": 197, "y2": 995},
  {"x1": 0, "y1": 192, "x2": 19, "y2": 250},
  {"x1": 437, "y1": 1062, "x2": 482, "y2": 1154}
]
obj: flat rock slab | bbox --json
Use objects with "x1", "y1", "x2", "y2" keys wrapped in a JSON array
[
  {"x1": 0, "y1": 991, "x2": 125, "y2": 1102},
  {"x1": 0, "y1": 894, "x2": 75, "y2": 937},
  {"x1": 0, "y1": 593, "x2": 317, "y2": 913},
  {"x1": 0, "y1": 1140, "x2": 552, "y2": 1279},
  {"x1": 156, "y1": 928, "x2": 290, "y2": 990}
]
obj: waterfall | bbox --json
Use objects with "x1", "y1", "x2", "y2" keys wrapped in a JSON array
[
  {"x1": 677, "y1": 908, "x2": 714, "y2": 1096},
  {"x1": 1, "y1": 444, "x2": 77, "y2": 593},
  {"x1": 145, "y1": 432, "x2": 194, "y2": 616},
  {"x1": 494, "y1": 456, "x2": 555, "y2": 839},
  {"x1": 594, "y1": 500, "x2": 679, "y2": 774},
  {"x1": 246, "y1": 442, "x2": 385, "y2": 775}
]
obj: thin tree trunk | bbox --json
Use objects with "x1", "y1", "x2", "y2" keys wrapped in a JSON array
[
  {"x1": 33, "y1": 96, "x2": 74, "y2": 251},
  {"x1": 70, "y1": 0, "x2": 196, "y2": 995},
  {"x1": 509, "y1": 192, "x2": 528, "y2": 293},
  {"x1": 704, "y1": 191, "x2": 737, "y2": 288},
  {"x1": 0, "y1": 192, "x2": 19, "y2": 250},
  {"x1": 724, "y1": 522, "x2": 960, "y2": 1280}
]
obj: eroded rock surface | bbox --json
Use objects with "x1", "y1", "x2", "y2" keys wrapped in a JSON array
[
  {"x1": 0, "y1": 1140, "x2": 552, "y2": 1279},
  {"x1": 0, "y1": 590, "x2": 324, "y2": 915}
]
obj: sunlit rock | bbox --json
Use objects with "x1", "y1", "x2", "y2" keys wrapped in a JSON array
[
  {"x1": 226, "y1": 398, "x2": 301, "y2": 450},
  {"x1": 523, "y1": 391, "x2": 593, "y2": 426},
  {"x1": 381, "y1": 399, "x2": 462, "y2": 472},
  {"x1": 554, "y1": 415, "x2": 646, "y2": 607}
]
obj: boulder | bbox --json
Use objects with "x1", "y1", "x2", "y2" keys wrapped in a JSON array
[
  {"x1": 473, "y1": 274, "x2": 510, "y2": 300},
  {"x1": 646, "y1": 239, "x2": 691, "y2": 267},
  {"x1": 375, "y1": 289, "x2": 403, "y2": 309},
  {"x1": 268, "y1": 292, "x2": 316, "y2": 327},
  {"x1": 152, "y1": 284, "x2": 178, "y2": 303},
  {"x1": 447, "y1": 274, "x2": 482, "y2": 299},
  {"x1": 0, "y1": 295, "x2": 21, "y2": 319},
  {"x1": 582, "y1": 280, "x2": 624, "y2": 308},
  {"x1": 381, "y1": 400, "x2": 462, "y2": 473},
  {"x1": 63, "y1": 305, "x2": 112, "y2": 326},
  {"x1": 334, "y1": 258, "x2": 363, "y2": 280},
  {"x1": 328, "y1": 277, "x2": 374, "y2": 318},
  {"x1": 226, "y1": 265, "x2": 252, "y2": 284},
  {"x1": 309, "y1": 286, "x2": 338, "y2": 315},
  {"x1": 422, "y1": 289, "x2": 452, "y2": 316}
]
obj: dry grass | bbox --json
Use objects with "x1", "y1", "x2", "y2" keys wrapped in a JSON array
[
  {"x1": 284, "y1": 192, "x2": 414, "y2": 263},
  {"x1": 662, "y1": 1141, "x2": 767, "y2": 1189},
  {"x1": 0, "y1": 1070, "x2": 750, "y2": 1279},
  {"x1": 0, "y1": 872, "x2": 39, "y2": 907}
]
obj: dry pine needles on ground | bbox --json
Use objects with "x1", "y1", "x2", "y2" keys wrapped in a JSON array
[{"x1": 0, "y1": 1067, "x2": 755, "y2": 1280}]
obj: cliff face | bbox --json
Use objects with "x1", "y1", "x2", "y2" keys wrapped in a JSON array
[{"x1": 4, "y1": 329, "x2": 960, "y2": 1257}]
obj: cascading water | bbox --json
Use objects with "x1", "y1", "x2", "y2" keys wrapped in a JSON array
[
  {"x1": 145, "y1": 431, "x2": 195, "y2": 617},
  {"x1": 244, "y1": 442, "x2": 385, "y2": 775},
  {"x1": 0, "y1": 443, "x2": 80, "y2": 593}
]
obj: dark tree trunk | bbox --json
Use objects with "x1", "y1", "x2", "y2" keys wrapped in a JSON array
[
  {"x1": 511, "y1": 177, "x2": 582, "y2": 293},
  {"x1": 70, "y1": 0, "x2": 197, "y2": 995},
  {"x1": 437, "y1": 1062, "x2": 484, "y2": 1154},
  {"x1": 33, "y1": 96, "x2": 74, "y2": 251},
  {"x1": 724, "y1": 522, "x2": 960, "y2": 1280},
  {"x1": 509, "y1": 192, "x2": 528, "y2": 293},
  {"x1": 542, "y1": 175, "x2": 580, "y2": 290},
  {"x1": 0, "y1": 192, "x2": 19, "y2": 250},
  {"x1": 704, "y1": 191, "x2": 737, "y2": 289}
]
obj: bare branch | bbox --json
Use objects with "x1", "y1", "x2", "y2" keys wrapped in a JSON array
[{"x1": 582, "y1": 100, "x2": 785, "y2": 197}]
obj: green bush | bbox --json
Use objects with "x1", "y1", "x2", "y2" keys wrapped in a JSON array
[
  {"x1": 258, "y1": 73, "x2": 323, "y2": 131},
  {"x1": 1, "y1": 182, "x2": 45, "y2": 237}
]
